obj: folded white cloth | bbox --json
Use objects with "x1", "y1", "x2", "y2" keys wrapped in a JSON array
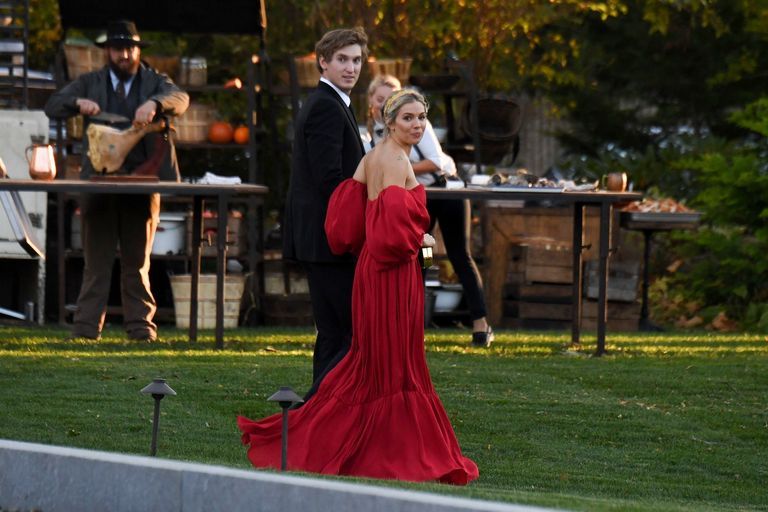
[{"x1": 198, "y1": 172, "x2": 241, "y2": 185}]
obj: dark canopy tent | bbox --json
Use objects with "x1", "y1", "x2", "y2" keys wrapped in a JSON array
[{"x1": 58, "y1": 0, "x2": 266, "y2": 37}]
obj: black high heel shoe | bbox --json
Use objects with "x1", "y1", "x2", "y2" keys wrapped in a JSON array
[{"x1": 471, "y1": 325, "x2": 494, "y2": 348}]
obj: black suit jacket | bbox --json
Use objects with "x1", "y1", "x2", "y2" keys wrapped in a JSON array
[{"x1": 283, "y1": 81, "x2": 365, "y2": 262}]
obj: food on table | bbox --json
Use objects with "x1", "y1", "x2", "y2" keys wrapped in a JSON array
[{"x1": 621, "y1": 197, "x2": 692, "y2": 213}]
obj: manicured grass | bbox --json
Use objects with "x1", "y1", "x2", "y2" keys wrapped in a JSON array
[{"x1": 1, "y1": 325, "x2": 766, "y2": 511}]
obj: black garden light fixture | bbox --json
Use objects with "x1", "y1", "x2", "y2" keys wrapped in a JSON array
[
  {"x1": 267, "y1": 386, "x2": 303, "y2": 471},
  {"x1": 140, "y1": 378, "x2": 176, "y2": 456}
]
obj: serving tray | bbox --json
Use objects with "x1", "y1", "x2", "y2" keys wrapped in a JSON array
[{"x1": 620, "y1": 211, "x2": 701, "y2": 230}]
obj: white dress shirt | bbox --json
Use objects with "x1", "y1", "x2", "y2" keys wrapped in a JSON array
[
  {"x1": 109, "y1": 70, "x2": 136, "y2": 96},
  {"x1": 320, "y1": 77, "x2": 351, "y2": 107}
]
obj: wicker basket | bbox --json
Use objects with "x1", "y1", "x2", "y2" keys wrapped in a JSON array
[
  {"x1": 143, "y1": 55, "x2": 181, "y2": 79},
  {"x1": 63, "y1": 44, "x2": 106, "y2": 80},
  {"x1": 173, "y1": 103, "x2": 214, "y2": 143},
  {"x1": 65, "y1": 115, "x2": 84, "y2": 140},
  {"x1": 293, "y1": 54, "x2": 320, "y2": 88},
  {"x1": 367, "y1": 57, "x2": 413, "y2": 83},
  {"x1": 170, "y1": 274, "x2": 245, "y2": 329}
]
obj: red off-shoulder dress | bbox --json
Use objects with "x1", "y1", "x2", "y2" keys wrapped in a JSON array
[{"x1": 237, "y1": 179, "x2": 478, "y2": 484}]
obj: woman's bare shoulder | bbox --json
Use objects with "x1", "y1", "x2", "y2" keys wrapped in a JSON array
[{"x1": 381, "y1": 150, "x2": 411, "y2": 188}]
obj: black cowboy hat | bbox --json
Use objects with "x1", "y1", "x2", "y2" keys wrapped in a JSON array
[{"x1": 95, "y1": 20, "x2": 150, "y2": 48}]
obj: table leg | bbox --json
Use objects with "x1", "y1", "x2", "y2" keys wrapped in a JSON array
[
  {"x1": 571, "y1": 202, "x2": 585, "y2": 347},
  {"x1": 215, "y1": 195, "x2": 229, "y2": 349},
  {"x1": 189, "y1": 197, "x2": 203, "y2": 342},
  {"x1": 595, "y1": 202, "x2": 612, "y2": 356},
  {"x1": 638, "y1": 229, "x2": 663, "y2": 331},
  {"x1": 57, "y1": 192, "x2": 66, "y2": 325}
]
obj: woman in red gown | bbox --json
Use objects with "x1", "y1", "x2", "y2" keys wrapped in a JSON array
[{"x1": 237, "y1": 89, "x2": 479, "y2": 485}]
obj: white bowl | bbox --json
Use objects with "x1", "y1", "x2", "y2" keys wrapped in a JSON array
[
  {"x1": 152, "y1": 213, "x2": 187, "y2": 255},
  {"x1": 433, "y1": 288, "x2": 462, "y2": 312}
]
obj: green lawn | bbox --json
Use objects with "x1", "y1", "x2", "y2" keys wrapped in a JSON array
[{"x1": 1, "y1": 325, "x2": 766, "y2": 511}]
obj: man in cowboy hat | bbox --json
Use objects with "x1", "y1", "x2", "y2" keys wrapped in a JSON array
[{"x1": 45, "y1": 20, "x2": 189, "y2": 342}]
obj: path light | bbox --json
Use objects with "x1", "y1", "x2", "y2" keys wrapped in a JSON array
[
  {"x1": 140, "y1": 378, "x2": 176, "y2": 456},
  {"x1": 267, "y1": 386, "x2": 303, "y2": 471}
]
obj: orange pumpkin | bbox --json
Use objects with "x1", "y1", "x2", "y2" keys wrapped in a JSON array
[
  {"x1": 208, "y1": 121, "x2": 234, "y2": 144},
  {"x1": 233, "y1": 125, "x2": 249, "y2": 145}
]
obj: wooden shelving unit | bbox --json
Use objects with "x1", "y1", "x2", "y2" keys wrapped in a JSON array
[{"x1": 48, "y1": 1, "x2": 269, "y2": 326}]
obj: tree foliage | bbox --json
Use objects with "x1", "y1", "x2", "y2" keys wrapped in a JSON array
[
  {"x1": 542, "y1": 0, "x2": 768, "y2": 156},
  {"x1": 26, "y1": 0, "x2": 61, "y2": 70},
  {"x1": 263, "y1": 0, "x2": 630, "y2": 87}
]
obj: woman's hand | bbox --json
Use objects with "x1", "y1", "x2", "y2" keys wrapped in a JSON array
[{"x1": 422, "y1": 233, "x2": 436, "y2": 248}]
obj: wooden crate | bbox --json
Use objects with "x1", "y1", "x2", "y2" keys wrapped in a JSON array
[
  {"x1": 483, "y1": 205, "x2": 619, "y2": 325},
  {"x1": 64, "y1": 44, "x2": 106, "y2": 79},
  {"x1": 524, "y1": 246, "x2": 574, "y2": 284},
  {"x1": 262, "y1": 294, "x2": 314, "y2": 326},
  {"x1": 143, "y1": 55, "x2": 180, "y2": 79},
  {"x1": 584, "y1": 260, "x2": 639, "y2": 302},
  {"x1": 505, "y1": 282, "x2": 573, "y2": 303},
  {"x1": 367, "y1": 57, "x2": 413, "y2": 83},
  {"x1": 518, "y1": 301, "x2": 572, "y2": 321},
  {"x1": 582, "y1": 299, "x2": 641, "y2": 331},
  {"x1": 293, "y1": 54, "x2": 320, "y2": 88}
]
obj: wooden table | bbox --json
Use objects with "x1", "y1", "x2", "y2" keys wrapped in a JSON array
[
  {"x1": 426, "y1": 186, "x2": 642, "y2": 355},
  {"x1": 0, "y1": 179, "x2": 268, "y2": 348}
]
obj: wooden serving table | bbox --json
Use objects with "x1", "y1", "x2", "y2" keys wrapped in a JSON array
[
  {"x1": 0, "y1": 179, "x2": 268, "y2": 348},
  {"x1": 427, "y1": 186, "x2": 642, "y2": 355}
]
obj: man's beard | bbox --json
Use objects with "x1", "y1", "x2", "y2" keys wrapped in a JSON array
[{"x1": 109, "y1": 59, "x2": 139, "y2": 82}]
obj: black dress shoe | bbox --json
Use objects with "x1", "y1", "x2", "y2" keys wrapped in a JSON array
[{"x1": 471, "y1": 326, "x2": 494, "y2": 348}]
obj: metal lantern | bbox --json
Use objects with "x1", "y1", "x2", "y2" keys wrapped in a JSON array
[
  {"x1": 140, "y1": 378, "x2": 177, "y2": 456},
  {"x1": 267, "y1": 386, "x2": 304, "y2": 471}
]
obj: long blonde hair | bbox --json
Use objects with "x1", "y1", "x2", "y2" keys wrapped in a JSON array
[{"x1": 366, "y1": 74, "x2": 402, "y2": 138}]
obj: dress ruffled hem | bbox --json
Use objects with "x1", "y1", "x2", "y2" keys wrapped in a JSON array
[{"x1": 238, "y1": 388, "x2": 478, "y2": 485}]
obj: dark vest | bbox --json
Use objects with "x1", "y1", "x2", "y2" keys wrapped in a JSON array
[{"x1": 106, "y1": 74, "x2": 147, "y2": 172}]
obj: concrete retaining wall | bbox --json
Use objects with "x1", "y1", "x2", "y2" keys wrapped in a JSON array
[{"x1": 0, "y1": 439, "x2": 559, "y2": 512}]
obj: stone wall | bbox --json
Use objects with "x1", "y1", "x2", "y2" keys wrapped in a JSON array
[{"x1": 0, "y1": 439, "x2": 560, "y2": 512}]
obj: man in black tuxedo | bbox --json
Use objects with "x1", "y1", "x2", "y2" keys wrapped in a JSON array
[{"x1": 283, "y1": 27, "x2": 368, "y2": 394}]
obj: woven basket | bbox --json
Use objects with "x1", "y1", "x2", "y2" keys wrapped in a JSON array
[
  {"x1": 173, "y1": 103, "x2": 214, "y2": 143},
  {"x1": 64, "y1": 44, "x2": 106, "y2": 80},
  {"x1": 293, "y1": 54, "x2": 320, "y2": 88},
  {"x1": 367, "y1": 57, "x2": 412, "y2": 83},
  {"x1": 143, "y1": 55, "x2": 181, "y2": 79}
]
